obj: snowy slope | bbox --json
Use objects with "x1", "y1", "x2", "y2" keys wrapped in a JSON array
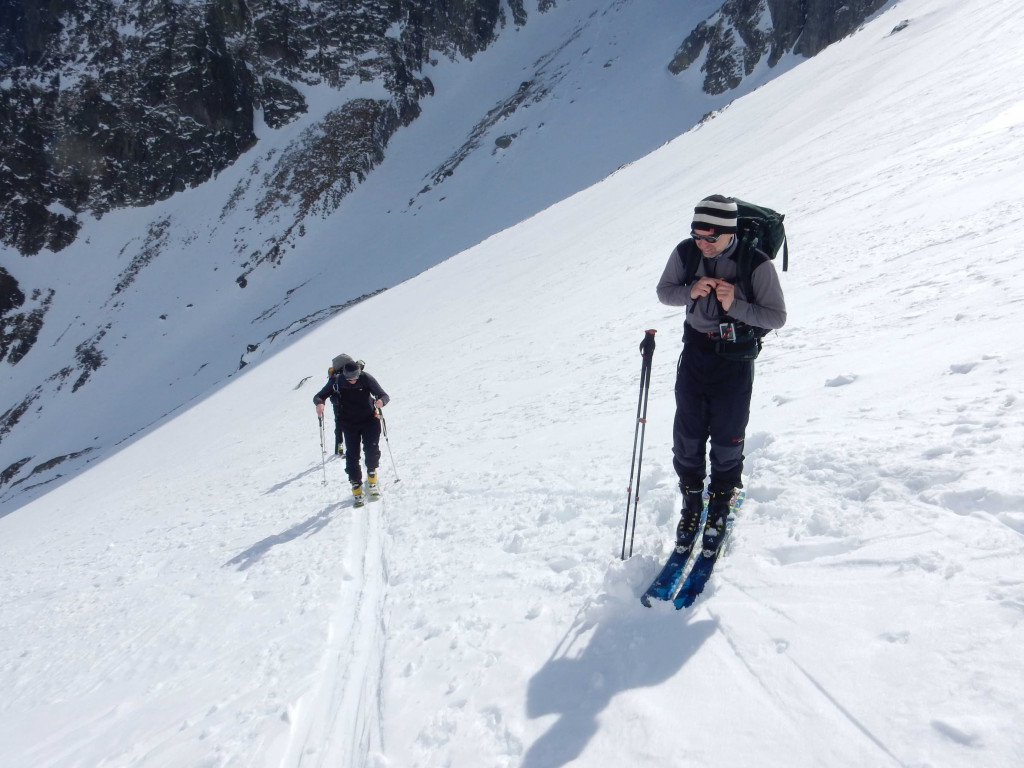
[
  {"x1": 2, "y1": 0, "x2": 756, "y2": 513},
  {"x1": 3, "y1": 0, "x2": 1024, "y2": 766}
]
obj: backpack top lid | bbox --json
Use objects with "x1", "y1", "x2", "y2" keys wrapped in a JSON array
[{"x1": 330, "y1": 353, "x2": 359, "y2": 375}]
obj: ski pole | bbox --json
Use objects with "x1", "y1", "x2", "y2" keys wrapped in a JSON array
[
  {"x1": 318, "y1": 415, "x2": 328, "y2": 486},
  {"x1": 621, "y1": 329, "x2": 656, "y2": 560},
  {"x1": 377, "y1": 409, "x2": 401, "y2": 483}
]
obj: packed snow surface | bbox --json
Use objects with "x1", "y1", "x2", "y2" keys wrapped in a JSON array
[{"x1": 2, "y1": 0, "x2": 1024, "y2": 766}]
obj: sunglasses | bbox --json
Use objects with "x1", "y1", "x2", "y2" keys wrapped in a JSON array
[{"x1": 690, "y1": 231, "x2": 721, "y2": 243}]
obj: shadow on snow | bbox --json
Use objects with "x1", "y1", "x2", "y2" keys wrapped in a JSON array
[
  {"x1": 223, "y1": 502, "x2": 346, "y2": 570},
  {"x1": 523, "y1": 604, "x2": 717, "y2": 768},
  {"x1": 262, "y1": 462, "x2": 331, "y2": 495}
]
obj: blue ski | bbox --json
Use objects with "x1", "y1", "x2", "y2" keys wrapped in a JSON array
[
  {"x1": 641, "y1": 493, "x2": 711, "y2": 607},
  {"x1": 640, "y1": 547, "x2": 694, "y2": 607},
  {"x1": 673, "y1": 490, "x2": 745, "y2": 609}
]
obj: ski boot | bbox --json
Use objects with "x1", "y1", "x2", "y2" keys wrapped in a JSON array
[
  {"x1": 701, "y1": 487, "x2": 734, "y2": 556},
  {"x1": 367, "y1": 471, "x2": 381, "y2": 501},
  {"x1": 351, "y1": 481, "x2": 365, "y2": 508},
  {"x1": 674, "y1": 484, "x2": 704, "y2": 555}
]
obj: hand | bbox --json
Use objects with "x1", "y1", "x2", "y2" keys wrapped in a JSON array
[
  {"x1": 373, "y1": 399, "x2": 384, "y2": 409},
  {"x1": 316, "y1": 403, "x2": 325, "y2": 418},
  {"x1": 690, "y1": 277, "x2": 719, "y2": 300},
  {"x1": 714, "y1": 281, "x2": 735, "y2": 312}
]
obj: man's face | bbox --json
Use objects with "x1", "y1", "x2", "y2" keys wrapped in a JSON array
[{"x1": 692, "y1": 228, "x2": 733, "y2": 257}]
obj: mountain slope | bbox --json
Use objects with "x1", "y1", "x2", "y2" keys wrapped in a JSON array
[
  {"x1": 2, "y1": 0, "x2": 795, "y2": 515},
  {"x1": 2, "y1": 0, "x2": 1023, "y2": 766}
]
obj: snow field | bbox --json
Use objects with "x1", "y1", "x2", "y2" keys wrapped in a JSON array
[{"x1": 2, "y1": 0, "x2": 1024, "y2": 766}]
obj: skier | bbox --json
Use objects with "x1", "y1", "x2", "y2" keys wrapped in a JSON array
[
  {"x1": 313, "y1": 357, "x2": 390, "y2": 505},
  {"x1": 655, "y1": 194, "x2": 786, "y2": 557}
]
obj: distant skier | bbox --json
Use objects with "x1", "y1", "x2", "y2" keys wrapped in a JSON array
[
  {"x1": 313, "y1": 357, "x2": 390, "y2": 505},
  {"x1": 655, "y1": 195, "x2": 787, "y2": 556}
]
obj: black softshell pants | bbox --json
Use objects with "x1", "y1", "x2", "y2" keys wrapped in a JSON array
[
  {"x1": 672, "y1": 344, "x2": 754, "y2": 491},
  {"x1": 331, "y1": 402, "x2": 344, "y2": 453},
  {"x1": 341, "y1": 417, "x2": 382, "y2": 485}
]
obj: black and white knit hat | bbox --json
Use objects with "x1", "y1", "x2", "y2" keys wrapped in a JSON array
[{"x1": 691, "y1": 195, "x2": 738, "y2": 234}]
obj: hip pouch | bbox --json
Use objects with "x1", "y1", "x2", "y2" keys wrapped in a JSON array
[{"x1": 715, "y1": 322, "x2": 763, "y2": 361}]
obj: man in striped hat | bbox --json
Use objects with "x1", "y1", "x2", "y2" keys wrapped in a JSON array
[{"x1": 655, "y1": 194, "x2": 787, "y2": 558}]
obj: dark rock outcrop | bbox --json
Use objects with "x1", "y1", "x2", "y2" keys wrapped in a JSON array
[
  {"x1": 0, "y1": 279, "x2": 53, "y2": 366},
  {"x1": 0, "y1": 0, "x2": 536, "y2": 256},
  {"x1": 669, "y1": 0, "x2": 891, "y2": 94}
]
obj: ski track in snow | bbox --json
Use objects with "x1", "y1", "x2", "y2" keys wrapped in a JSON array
[{"x1": 284, "y1": 497, "x2": 388, "y2": 768}]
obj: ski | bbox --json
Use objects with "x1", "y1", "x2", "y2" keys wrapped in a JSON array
[
  {"x1": 640, "y1": 489, "x2": 744, "y2": 608},
  {"x1": 673, "y1": 490, "x2": 745, "y2": 610},
  {"x1": 351, "y1": 483, "x2": 380, "y2": 508},
  {"x1": 641, "y1": 492, "x2": 711, "y2": 607},
  {"x1": 671, "y1": 550, "x2": 717, "y2": 609},
  {"x1": 640, "y1": 546, "x2": 694, "y2": 607}
]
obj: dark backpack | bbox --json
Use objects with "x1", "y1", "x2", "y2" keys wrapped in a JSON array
[
  {"x1": 329, "y1": 355, "x2": 365, "y2": 376},
  {"x1": 679, "y1": 197, "x2": 788, "y2": 303},
  {"x1": 734, "y1": 198, "x2": 788, "y2": 272}
]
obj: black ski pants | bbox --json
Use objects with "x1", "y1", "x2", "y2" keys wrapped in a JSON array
[
  {"x1": 331, "y1": 402, "x2": 344, "y2": 453},
  {"x1": 672, "y1": 344, "x2": 754, "y2": 491},
  {"x1": 341, "y1": 417, "x2": 382, "y2": 485}
]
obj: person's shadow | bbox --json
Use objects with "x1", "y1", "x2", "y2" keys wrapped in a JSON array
[
  {"x1": 223, "y1": 502, "x2": 345, "y2": 570},
  {"x1": 523, "y1": 604, "x2": 717, "y2": 768}
]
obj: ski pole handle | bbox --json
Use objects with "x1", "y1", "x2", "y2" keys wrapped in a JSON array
[{"x1": 639, "y1": 328, "x2": 657, "y2": 358}]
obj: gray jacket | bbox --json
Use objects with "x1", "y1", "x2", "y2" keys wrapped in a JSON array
[{"x1": 656, "y1": 238, "x2": 787, "y2": 335}]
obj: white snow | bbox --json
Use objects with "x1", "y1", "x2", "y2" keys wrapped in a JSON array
[{"x1": 2, "y1": 0, "x2": 1024, "y2": 766}]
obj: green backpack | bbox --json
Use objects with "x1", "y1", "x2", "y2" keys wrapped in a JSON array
[{"x1": 733, "y1": 198, "x2": 788, "y2": 295}]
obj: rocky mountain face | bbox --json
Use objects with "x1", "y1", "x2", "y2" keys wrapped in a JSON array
[
  {"x1": 0, "y1": 0, "x2": 533, "y2": 258},
  {"x1": 0, "y1": 0, "x2": 892, "y2": 509},
  {"x1": 0, "y1": 0, "x2": 534, "y2": 370},
  {"x1": 2, "y1": 0, "x2": 888, "y2": 377},
  {"x1": 669, "y1": 0, "x2": 892, "y2": 93},
  {"x1": 0, "y1": 0, "x2": 889, "y2": 260}
]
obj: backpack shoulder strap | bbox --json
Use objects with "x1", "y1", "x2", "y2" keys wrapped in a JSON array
[
  {"x1": 735, "y1": 241, "x2": 770, "y2": 304},
  {"x1": 677, "y1": 239, "x2": 701, "y2": 284}
]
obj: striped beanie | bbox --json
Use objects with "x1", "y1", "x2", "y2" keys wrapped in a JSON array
[{"x1": 691, "y1": 195, "x2": 738, "y2": 234}]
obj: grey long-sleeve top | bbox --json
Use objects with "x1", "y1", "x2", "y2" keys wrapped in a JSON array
[{"x1": 656, "y1": 238, "x2": 787, "y2": 335}]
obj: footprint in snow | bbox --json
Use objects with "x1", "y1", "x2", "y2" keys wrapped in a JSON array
[
  {"x1": 949, "y1": 362, "x2": 978, "y2": 374},
  {"x1": 825, "y1": 374, "x2": 857, "y2": 388},
  {"x1": 880, "y1": 630, "x2": 910, "y2": 644},
  {"x1": 931, "y1": 720, "x2": 982, "y2": 747}
]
